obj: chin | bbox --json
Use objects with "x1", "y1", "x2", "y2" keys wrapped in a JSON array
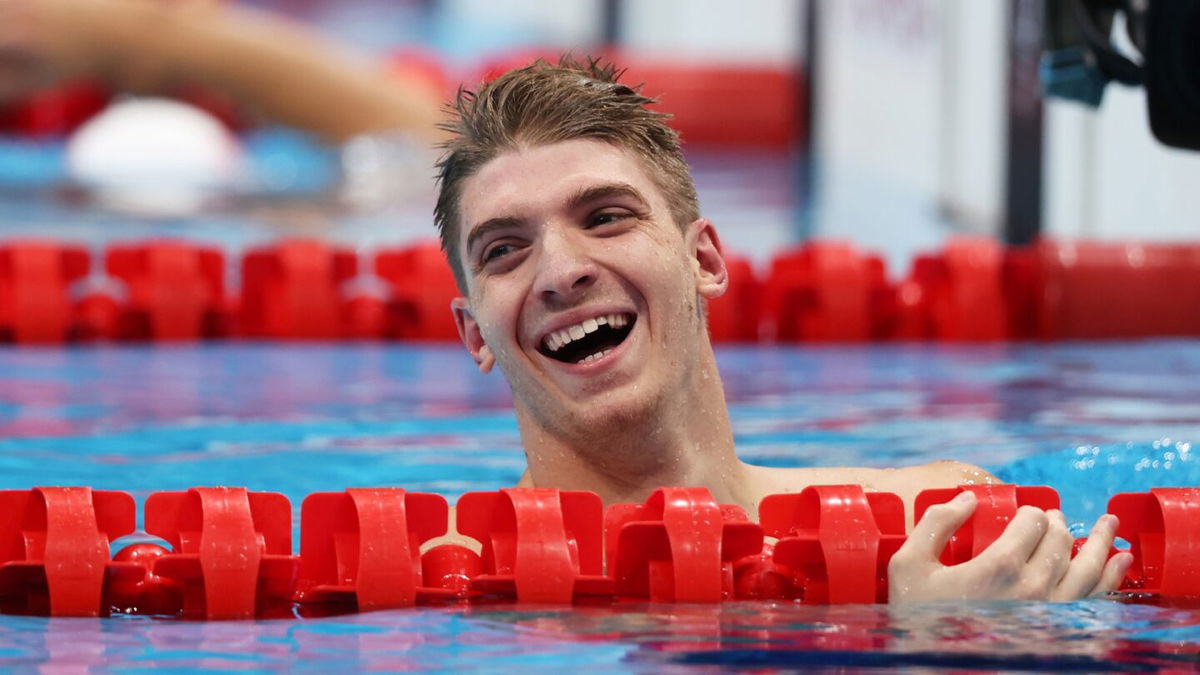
[{"x1": 560, "y1": 383, "x2": 668, "y2": 439}]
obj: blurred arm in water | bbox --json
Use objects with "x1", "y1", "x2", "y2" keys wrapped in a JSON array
[{"x1": 0, "y1": 0, "x2": 444, "y2": 142}]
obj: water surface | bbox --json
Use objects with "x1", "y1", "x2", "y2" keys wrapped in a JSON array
[{"x1": 1, "y1": 340, "x2": 1198, "y2": 672}]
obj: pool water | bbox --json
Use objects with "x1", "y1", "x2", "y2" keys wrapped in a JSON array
[{"x1": 2, "y1": 340, "x2": 1200, "y2": 672}]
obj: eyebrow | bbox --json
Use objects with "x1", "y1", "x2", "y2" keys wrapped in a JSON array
[
  {"x1": 565, "y1": 182, "x2": 651, "y2": 213},
  {"x1": 464, "y1": 182, "x2": 651, "y2": 258},
  {"x1": 465, "y1": 216, "x2": 522, "y2": 259}
]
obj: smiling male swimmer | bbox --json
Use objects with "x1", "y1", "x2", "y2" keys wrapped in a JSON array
[{"x1": 433, "y1": 57, "x2": 1132, "y2": 603}]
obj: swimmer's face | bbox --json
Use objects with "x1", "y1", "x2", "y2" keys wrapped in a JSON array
[{"x1": 451, "y1": 138, "x2": 727, "y2": 436}]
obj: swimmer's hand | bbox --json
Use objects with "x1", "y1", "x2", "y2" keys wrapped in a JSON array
[{"x1": 887, "y1": 490, "x2": 1133, "y2": 603}]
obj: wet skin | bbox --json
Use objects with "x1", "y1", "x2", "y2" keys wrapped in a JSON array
[
  {"x1": 442, "y1": 138, "x2": 1131, "y2": 602},
  {"x1": 451, "y1": 138, "x2": 732, "y2": 466}
]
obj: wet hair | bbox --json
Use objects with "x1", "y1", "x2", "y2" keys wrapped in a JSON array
[{"x1": 433, "y1": 55, "x2": 700, "y2": 291}]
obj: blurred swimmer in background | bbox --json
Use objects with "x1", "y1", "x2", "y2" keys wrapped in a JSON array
[
  {"x1": 0, "y1": 0, "x2": 447, "y2": 214},
  {"x1": 0, "y1": 0, "x2": 443, "y2": 142}
]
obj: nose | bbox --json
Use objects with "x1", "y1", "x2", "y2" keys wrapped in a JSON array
[{"x1": 534, "y1": 227, "x2": 597, "y2": 305}]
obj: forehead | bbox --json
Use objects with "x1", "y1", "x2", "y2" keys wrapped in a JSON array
[{"x1": 457, "y1": 139, "x2": 666, "y2": 246}]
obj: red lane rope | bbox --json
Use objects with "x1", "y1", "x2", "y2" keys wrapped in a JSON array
[
  {"x1": 3, "y1": 238, "x2": 1199, "y2": 344},
  {"x1": 0, "y1": 483, "x2": 1193, "y2": 619}
]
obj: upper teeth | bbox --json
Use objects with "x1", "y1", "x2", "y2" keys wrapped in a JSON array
[{"x1": 544, "y1": 313, "x2": 629, "y2": 352}]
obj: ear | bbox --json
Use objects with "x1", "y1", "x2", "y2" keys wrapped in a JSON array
[
  {"x1": 686, "y1": 218, "x2": 729, "y2": 300},
  {"x1": 451, "y1": 296, "x2": 495, "y2": 373}
]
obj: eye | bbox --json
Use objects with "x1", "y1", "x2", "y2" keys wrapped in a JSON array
[
  {"x1": 587, "y1": 209, "x2": 633, "y2": 228},
  {"x1": 482, "y1": 241, "x2": 518, "y2": 263}
]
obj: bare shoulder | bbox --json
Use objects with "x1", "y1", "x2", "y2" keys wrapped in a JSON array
[
  {"x1": 871, "y1": 459, "x2": 996, "y2": 492},
  {"x1": 861, "y1": 460, "x2": 994, "y2": 510},
  {"x1": 743, "y1": 460, "x2": 999, "y2": 517},
  {"x1": 747, "y1": 460, "x2": 996, "y2": 495},
  {"x1": 902, "y1": 459, "x2": 999, "y2": 487}
]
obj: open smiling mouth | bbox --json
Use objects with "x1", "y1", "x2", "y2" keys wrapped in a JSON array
[{"x1": 538, "y1": 313, "x2": 637, "y2": 364}]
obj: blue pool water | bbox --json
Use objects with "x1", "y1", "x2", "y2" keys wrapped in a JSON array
[{"x1": 2, "y1": 340, "x2": 1200, "y2": 672}]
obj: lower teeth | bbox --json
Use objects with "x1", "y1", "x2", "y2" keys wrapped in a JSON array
[{"x1": 580, "y1": 349, "x2": 611, "y2": 364}]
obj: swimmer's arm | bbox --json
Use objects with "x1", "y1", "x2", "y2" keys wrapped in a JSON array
[
  {"x1": 887, "y1": 490, "x2": 1133, "y2": 603},
  {"x1": 4, "y1": 0, "x2": 443, "y2": 142}
]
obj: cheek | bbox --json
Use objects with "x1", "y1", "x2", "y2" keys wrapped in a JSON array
[
  {"x1": 603, "y1": 228, "x2": 686, "y2": 271},
  {"x1": 472, "y1": 284, "x2": 524, "y2": 347},
  {"x1": 628, "y1": 241, "x2": 694, "y2": 292}
]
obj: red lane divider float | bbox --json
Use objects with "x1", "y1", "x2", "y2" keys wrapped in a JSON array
[
  {"x1": 375, "y1": 241, "x2": 461, "y2": 341},
  {"x1": 1031, "y1": 241, "x2": 1200, "y2": 340},
  {"x1": 0, "y1": 241, "x2": 89, "y2": 343},
  {"x1": 0, "y1": 487, "x2": 138, "y2": 616},
  {"x1": 606, "y1": 487, "x2": 760, "y2": 602},
  {"x1": 0, "y1": 484, "x2": 1198, "y2": 618},
  {"x1": 240, "y1": 240, "x2": 358, "y2": 340},
  {"x1": 893, "y1": 238, "x2": 1009, "y2": 341},
  {"x1": 144, "y1": 487, "x2": 297, "y2": 619},
  {"x1": 761, "y1": 241, "x2": 890, "y2": 342},
  {"x1": 760, "y1": 485, "x2": 905, "y2": 603},
  {"x1": 458, "y1": 488, "x2": 610, "y2": 603},
  {"x1": 296, "y1": 488, "x2": 454, "y2": 610},
  {"x1": 1109, "y1": 487, "x2": 1200, "y2": 596},
  {"x1": 106, "y1": 241, "x2": 230, "y2": 340},
  {"x1": 620, "y1": 59, "x2": 802, "y2": 150},
  {"x1": 0, "y1": 79, "x2": 111, "y2": 138}
]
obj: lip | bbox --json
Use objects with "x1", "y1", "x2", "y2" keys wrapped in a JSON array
[
  {"x1": 531, "y1": 306, "x2": 638, "y2": 352},
  {"x1": 529, "y1": 306, "x2": 639, "y2": 373},
  {"x1": 542, "y1": 317, "x2": 638, "y2": 375}
]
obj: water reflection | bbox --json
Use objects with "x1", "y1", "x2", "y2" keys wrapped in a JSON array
[
  {"x1": 465, "y1": 599, "x2": 1200, "y2": 671},
  {"x1": 7, "y1": 599, "x2": 1196, "y2": 672}
]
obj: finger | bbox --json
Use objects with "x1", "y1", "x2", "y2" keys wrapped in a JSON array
[
  {"x1": 1091, "y1": 551, "x2": 1134, "y2": 596},
  {"x1": 904, "y1": 490, "x2": 978, "y2": 561},
  {"x1": 1052, "y1": 513, "x2": 1120, "y2": 600},
  {"x1": 1026, "y1": 509, "x2": 1074, "y2": 593},
  {"x1": 976, "y1": 505, "x2": 1049, "y2": 566}
]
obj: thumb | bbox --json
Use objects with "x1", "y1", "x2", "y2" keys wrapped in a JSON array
[{"x1": 906, "y1": 490, "x2": 977, "y2": 562}]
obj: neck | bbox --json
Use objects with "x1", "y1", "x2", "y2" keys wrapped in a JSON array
[{"x1": 515, "y1": 347, "x2": 754, "y2": 512}]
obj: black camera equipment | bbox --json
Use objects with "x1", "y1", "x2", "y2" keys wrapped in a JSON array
[{"x1": 1043, "y1": 0, "x2": 1200, "y2": 150}]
